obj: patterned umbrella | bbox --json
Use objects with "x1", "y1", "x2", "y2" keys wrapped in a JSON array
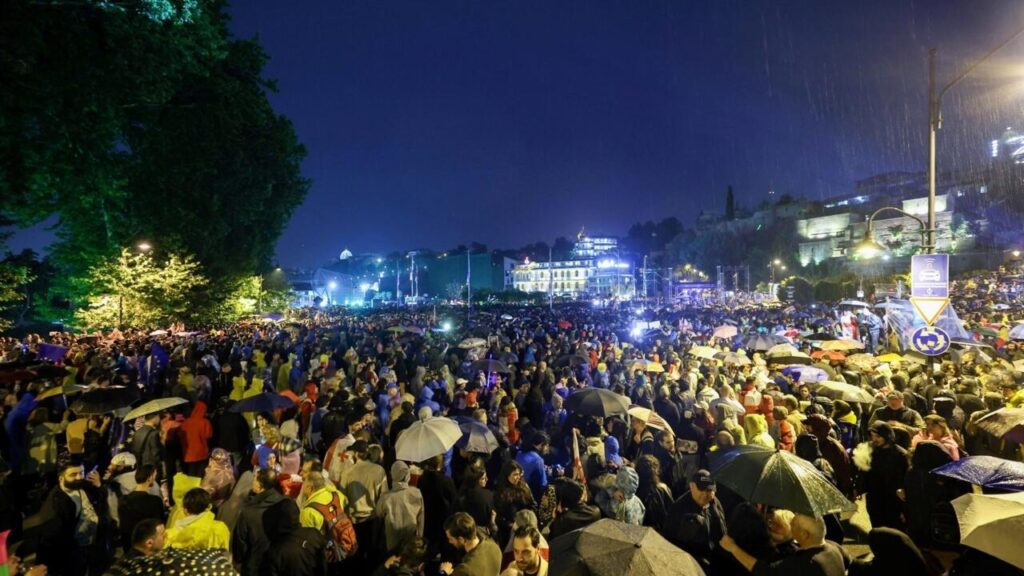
[
  {"x1": 548, "y1": 518, "x2": 705, "y2": 576},
  {"x1": 844, "y1": 353, "x2": 880, "y2": 371}
]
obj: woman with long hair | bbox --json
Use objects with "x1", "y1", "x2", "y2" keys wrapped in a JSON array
[{"x1": 493, "y1": 460, "x2": 535, "y2": 545}]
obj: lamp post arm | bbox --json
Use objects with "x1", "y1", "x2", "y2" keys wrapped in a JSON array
[
  {"x1": 866, "y1": 207, "x2": 927, "y2": 231},
  {"x1": 936, "y1": 24, "x2": 1024, "y2": 109}
]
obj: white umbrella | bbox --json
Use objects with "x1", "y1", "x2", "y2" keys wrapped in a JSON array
[
  {"x1": 458, "y1": 338, "x2": 488, "y2": 349},
  {"x1": 690, "y1": 346, "x2": 718, "y2": 360},
  {"x1": 628, "y1": 406, "x2": 673, "y2": 433},
  {"x1": 395, "y1": 416, "x2": 463, "y2": 462},
  {"x1": 122, "y1": 397, "x2": 190, "y2": 421},
  {"x1": 712, "y1": 325, "x2": 738, "y2": 339},
  {"x1": 951, "y1": 491, "x2": 1024, "y2": 568},
  {"x1": 149, "y1": 329, "x2": 168, "y2": 336}
]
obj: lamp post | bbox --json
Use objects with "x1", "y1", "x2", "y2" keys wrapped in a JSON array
[
  {"x1": 853, "y1": 207, "x2": 928, "y2": 259},
  {"x1": 927, "y1": 27, "x2": 1024, "y2": 253},
  {"x1": 119, "y1": 242, "x2": 153, "y2": 330}
]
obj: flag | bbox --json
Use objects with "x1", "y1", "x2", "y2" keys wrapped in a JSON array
[
  {"x1": 37, "y1": 343, "x2": 68, "y2": 363},
  {"x1": 571, "y1": 429, "x2": 588, "y2": 500},
  {"x1": 0, "y1": 529, "x2": 11, "y2": 576}
]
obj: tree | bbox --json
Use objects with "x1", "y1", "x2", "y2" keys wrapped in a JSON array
[
  {"x1": 74, "y1": 248, "x2": 209, "y2": 330},
  {"x1": 725, "y1": 186, "x2": 736, "y2": 220},
  {"x1": 1, "y1": 0, "x2": 308, "y2": 317}
]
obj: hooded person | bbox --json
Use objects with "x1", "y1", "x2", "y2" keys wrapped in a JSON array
[
  {"x1": 201, "y1": 447, "x2": 236, "y2": 510},
  {"x1": 179, "y1": 400, "x2": 213, "y2": 477},
  {"x1": 795, "y1": 434, "x2": 837, "y2": 486},
  {"x1": 849, "y1": 527, "x2": 928, "y2": 576},
  {"x1": 804, "y1": 414, "x2": 854, "y2": 497},
  {"x1": 858, "y1": 421, "x2": 909, "y2": 531},
  {"x1": 596, "y1": 466, "x2": 645, "y2": 526},
  {"x1": 261, "y1": 493, "x2": 327, "y2": 576},
  {"x1": 604, "y1": 435, "x2": 623, "y2": 468},
  {"x1": 743, "y1": 414, "x2": 775, "y2": 449},
  {"x1": 375, "y1": 460, "x2": 425, "y2": 554},
  {"x1": 416, "y1": 386, "x2": 441, "y2": 416}
]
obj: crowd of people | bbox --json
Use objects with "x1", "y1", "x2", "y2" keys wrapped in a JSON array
[{"x1": 0, "y1": 267, "x2": 1022, "y2": 576}]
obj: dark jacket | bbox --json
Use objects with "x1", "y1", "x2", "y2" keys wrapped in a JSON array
[
  {"x1": 213, "y1": 410, "x2": 251, "y2": 455},
  {"x1": 862, "y1": 442, "x2": 909, "y2": 530},
  {"x1": 233, "y1": 488, "x2": 289, "y2": 576},
  {"x1": 118, "y1": 490, "x2": 164, "y2": 551},
  {"x1": 35, "y1": 484, "x2": 107, "y2": 576},
  {"x1": 548, "y1": 502, "x2": 601, "y2": 540},
  {"x1": 849, "y1": 527, "x2": 927, "y2": 576},
  {"x1": 130, "y1": 425, "x2": 163, "y2": 480},
  {"x1": 418, "y1": 468, "x2": 457, "y2": 551},
  {"x1": 663, "y1": 492, "x2": 727, "y2": 565},
  {"x1": 260, "y1": 498, "x2": 327, "y2": 576}
]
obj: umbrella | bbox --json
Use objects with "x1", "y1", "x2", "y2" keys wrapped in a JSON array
[
  {"x1": 1010, "y1": 324, "x2": 1024, "y2": 340},
  {"x1": 951, "y1": 491, "x2": 1024, "y2": 568},
  {"x1": 931, "y1": 456, "x2": 1024, "y2": 492},
  {"x1": 548, "y1": 518, "x2": 706, "y2": 576},
  {"x1": 69, "y1": 386, "x2": 139, "y2": 415},
  {"x1": 714, "y1": 352, "x2": 751, "y2": 366},
  {"x1": 689, "y1": 346, "x2": 718, "y2": 360},
  {"x1": 820, "y1": 339, "x2": 865, "y2": 352},
  {"x1": 712, "y1": 325, "x2": 738, "y2": 339},
  {"x1": 876, "y1": 353, "x2": 903, "y2": 363},
  {"x1": 108, "y1": 547, "x2": 237, "y2": 575},
  {"x1": 122, "y1": 397, "x2": 190, "y2": 422},
  {"x1": 28, "y1": 364, "x2": 70, "y2": 379},
  {"x1": 229, "y1": 392, "x2": 297, "y2": 413},
  {"x1": 811, "y1": 350, "x2": 845, "y2": 362},
  {"x1": 736, "y1": 333, "x2": 790, "y2": 352},
  {"x1": 628, "y1": 406, "x2": 673, "y2": 433},
  {"x1": 630, "y1": 360, "x2": 664, "y2": 373},
  {"x1": 814, "y1": 381, "x2": 876, "y2": 404},
  {"x1": 838, "y1": 300, "x2": 871, "y2": 308},
  {"x1": 803, "y1": 333, "x2": 838, "y2": 341},
  {"x1": 766, "y1": 344, "x2": 800, "y2": 357},
  {"x1": 0, "y1": 369, "x2": 37, "y2": 383},
  {"x1": 36, "y1": 384, "x2": 88, "y2": 401},
  {"x1": 455, "y1": 420, "x2": 500, "y2": 454},
  {"x1": 458, "y1": 338, "x2": 488, "y2": 349},
  {"x1": 781, "y1": 365, "x2": 828, "y2": 383},
  {"x1": 844, "y1": 353, "x2": 880, "y2": 371},
  {"x1": 470, "y1": 359, "x2": 509, "y2": 374},
  {"x1": 900, "y1": 351, "x2": 928, "y2": 366},
  {"x1": 554, "y1": 353, "x2": 590, "y2": 368},
  {"x1": 974, "y1": 408, "x2": 1024, "y2": 443},
  {"x1": 766, "y1": 353, "x2": 812, "y2": 366},
  {"x1": 261, "y1": 312, "x2": 284, "y2": 322},
  {"x1": 149, "y1": 329, "x2": 168, "y2": 336},
  {"x1": 564, "y1": 388, "x2": 631, "y2": 418},
  {"x1": 395, "y1": 416, "x2": 463, "y2": 462},
  {"x1": 710, "y1": 445, "x2": 855, "y2": 516}
]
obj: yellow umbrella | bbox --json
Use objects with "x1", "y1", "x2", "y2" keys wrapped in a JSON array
[
  {"x1": 820, "y1": 339, "x2": 865, "y2": 352},
  {"x1": 877, "y1": 353, "x2": 903, "y2": 363}
]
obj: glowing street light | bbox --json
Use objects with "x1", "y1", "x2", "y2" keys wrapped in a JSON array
[
  {"x1": 137, "y1": 242, "x2": 152, "y2": 252},
  {"x1": 853, "y1": 207, "x2": 926, "y2": 259}
]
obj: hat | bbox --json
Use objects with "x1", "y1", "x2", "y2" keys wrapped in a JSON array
[
  {"x1": 110, "y1": 452, "x2": 136, "y2": 468},
  {"x1": 691, "y1": 469, "x2": 716, "y2": 491},
  {"x1": 886, "y1": 390, "x2": 902, "y2": 401},
  {"x1": 868, "y1": 421, "x2": 895, "y2": 443}
]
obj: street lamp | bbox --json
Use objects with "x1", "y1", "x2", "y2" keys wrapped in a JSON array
[
  {"x1": 767, "y1": 259, "x2": 785, "y2": 284},
  {"x1": 927, "y1": 27, "x2": 1024, "y2": 253},
  {"x1": 137, "y1": 242, "x2": 152, "y2": 252},
  {"x1": 853, "y1": 207, "x2": 927, "y2": 259}
]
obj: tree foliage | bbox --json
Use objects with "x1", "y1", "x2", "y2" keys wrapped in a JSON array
[
  {"x1": 75, "y1": 248, "x2": 209, "y2": 330},
  {"x1": 1, "y1": 0, "x2": 308, "y2": 318}
]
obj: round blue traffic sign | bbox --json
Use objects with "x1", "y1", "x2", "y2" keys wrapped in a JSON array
[{"x1": 910, "y1": 326, "x2": 951, "y2": 356}]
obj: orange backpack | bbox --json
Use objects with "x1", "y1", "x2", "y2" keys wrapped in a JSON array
[{"x1": 306, "y1": 492, "x2": 358, "y2": 563}]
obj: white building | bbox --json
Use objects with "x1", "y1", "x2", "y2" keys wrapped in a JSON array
[{"x1": 511, "y1": 233, "x2": 635, "y2": 299}]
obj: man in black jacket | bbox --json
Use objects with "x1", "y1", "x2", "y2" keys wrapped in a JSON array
[
  {"x1": 261, "y1": 496, "x2": 327, "y2": 576},
  {"x1": 547, "y1": 479, "x2": 600, "y2": 540},
  {"x1": 35, "y1": 462, "x2": 111, "y2": 576},
  {"x1": 233, "y1": 468, "x2": 288, "y2": 576},
  {"x1": 663, "y1": 470, "x2": 727, "y2": 571},
  {"x1": 862, "y1": 422, "x2": 909, "y2": 530}
]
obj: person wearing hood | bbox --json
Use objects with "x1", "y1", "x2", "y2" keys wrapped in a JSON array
[
  {"x1": 596, "y1": 465, "x2": 645, "y2": 526},
  {"x1": 858, "y1": 422, "x2": 908, "y2": 531},
  {"x1": 744, "y1": 414, "x2": 775, "y2": 449},
  {"x1": 164, "y1": 488, "x2": 230, "y2": 551},
  {"x1": 903, "y1": 440, "x2": 969, "y2": 548},
  {"x1": 179, "y1": 400, "x2": 213, "y2": 477},
  {"x1": 803, "y1": 414, "x2": 854, "y2": 498},
  {"x1": 261, "y1": 495, "x2": 328, "y2": 576},
  {"x1": 416, "y1": 386, "x2": 441, "y2": 416},
  {"x1": 232, "y1": 468, "x2": 287, "y2": 576},
  {"x1": 849, "y1": 527, "x2": 927, "y2": 576},
  {"x1": 795, "y1": 434, "x2": 837, "y2": 486},
  {"x1": 376, "y1": 460, "x2": 425, "y2": 554}
]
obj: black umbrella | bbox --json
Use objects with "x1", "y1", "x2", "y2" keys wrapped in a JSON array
[
  {"x1": 554, "y1": 353, "x2": 590, "y2": 368},
  {"x1": 28, "y1": 364, "x2": 70, "y2": 379},
  {"x1": 804, "y1": 332, "x2": 837, "y2": 341},
  {"x1": 710, "y1": 445, "x2": 855, "y2": 517},
  {"x1": 548, "y1": 518, "x2": 705, "y2": 576},
  {"x1": 68, "y1": 386, "x2": 139, "y2": 415},
  {"x1": 564, "y1": 388, "x2": 630, "y2": 418},
  {"x1": 470, "y1": 359, "x2": 509, "y2": 374},
  {"x1": 229, "y1": 392, "x2": 297, "y2": 413}
]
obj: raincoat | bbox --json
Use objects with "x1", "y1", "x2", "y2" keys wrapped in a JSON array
[
  {"x1": 165, "y1": 509, "x2": 231, "y2": 551},
  {"x1": 597, "y1": 466, "x2": 645, "y2": 526}
]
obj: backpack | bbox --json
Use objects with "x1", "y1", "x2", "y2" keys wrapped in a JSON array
[{"x1": 306, "y1": 492, "x2": 358, "y2": 563}]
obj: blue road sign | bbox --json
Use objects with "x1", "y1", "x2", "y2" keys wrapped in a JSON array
[
  {"x1": 911, "y1": 254, "x2": 949, "y2": 298},
  {"x1": 910, "y1": 326, "x2": 951, "y2": 356}
]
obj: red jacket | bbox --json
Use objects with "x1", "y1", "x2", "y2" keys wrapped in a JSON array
[{"x1": 180, "y1": 400, "x2": 213, "y2": 463}]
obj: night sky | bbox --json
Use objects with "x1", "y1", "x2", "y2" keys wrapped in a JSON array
[{"x1": 11, "y1": 1, "x2": 1024, "y2": 267}]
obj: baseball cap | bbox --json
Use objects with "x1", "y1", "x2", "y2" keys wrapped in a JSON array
[{"x1": 691, "y1": 469, "x2": 716, "y2": 491}]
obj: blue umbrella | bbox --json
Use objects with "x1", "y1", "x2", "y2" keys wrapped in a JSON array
[
  {"x1": 456, "y1": 421, "x2": 500, "y2": 454},
  {"x1": 931, "y1": 456, "x2": 1024, "y2": 491},
  {"x1": 230, "y1": 392, "x2": 296, "y2": 413},
  {"x1": 781, "y1": 365, "x2": 828, "y2": 383}
]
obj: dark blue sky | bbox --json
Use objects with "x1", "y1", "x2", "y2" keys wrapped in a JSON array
[{"x1": 10, "y1": 1, "x2": 1024, "y2": 267}]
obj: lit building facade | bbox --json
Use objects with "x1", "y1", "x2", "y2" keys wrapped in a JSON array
[{"x1": 511, "y1": 233, "x2": 635, "y2": 299}]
